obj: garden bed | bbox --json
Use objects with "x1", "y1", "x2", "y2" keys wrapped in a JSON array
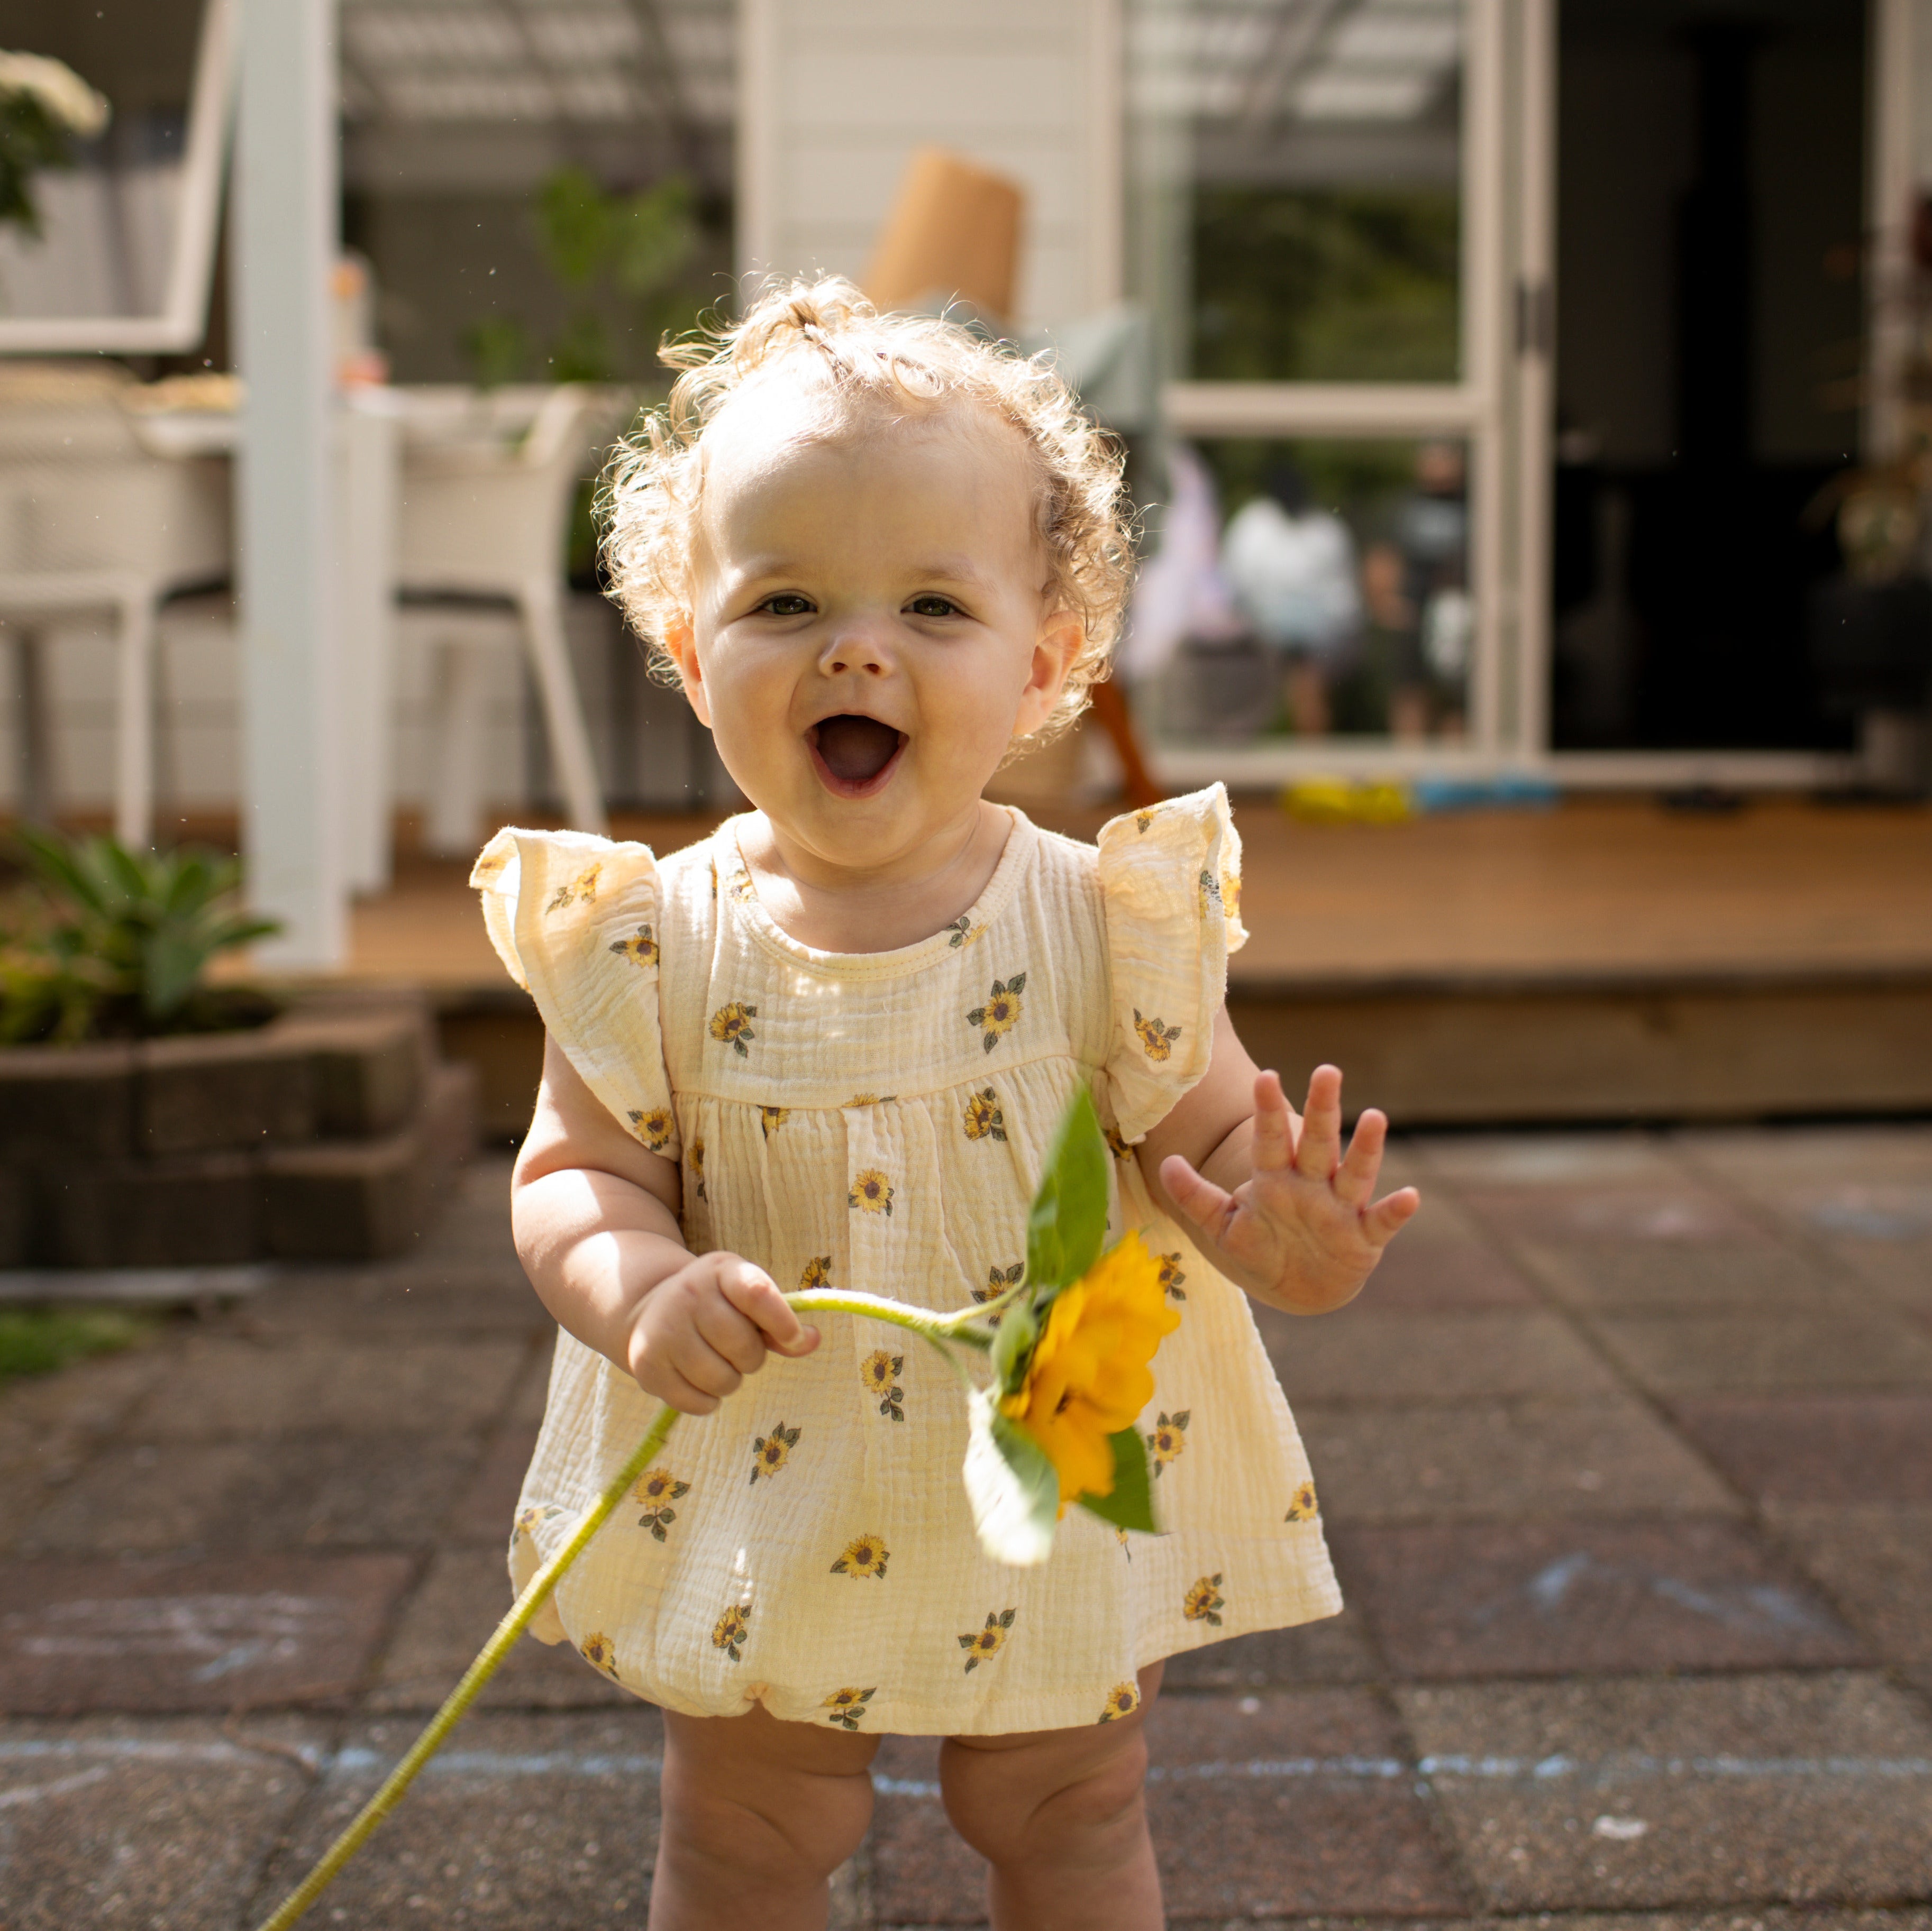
[{"x1": 0, "y1": 987, "x2": 477, "y2": 1268}]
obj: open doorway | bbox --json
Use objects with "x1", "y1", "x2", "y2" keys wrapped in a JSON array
[{"x1": 1550, "y1": 0, "x2": 1866, "y2": 752}]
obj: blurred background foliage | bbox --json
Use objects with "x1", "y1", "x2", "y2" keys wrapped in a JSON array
[{"x1": 1190, "y1": 185, "x2": 1460, "y2": 385}]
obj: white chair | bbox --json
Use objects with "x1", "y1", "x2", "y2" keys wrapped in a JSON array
[
  {"x1": 0, "y1": 365, "x2": 231, "y2": 845},
  {"x1": 396, "y1": 384, "x2": 613, "y2": 851}
]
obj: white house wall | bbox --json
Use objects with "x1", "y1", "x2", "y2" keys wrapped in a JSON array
[{"x1": 739, "y1": 0, "x2": 1122, "y2": 327}]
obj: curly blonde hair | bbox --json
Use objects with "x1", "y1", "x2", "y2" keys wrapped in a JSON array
[{"x1": 599, "y1": 277, "x2": 1134, "y2": 748}]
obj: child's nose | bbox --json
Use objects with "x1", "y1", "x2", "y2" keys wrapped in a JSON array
[{"x1": 820, "y1": 621, "x2": 895, "y2": 676}]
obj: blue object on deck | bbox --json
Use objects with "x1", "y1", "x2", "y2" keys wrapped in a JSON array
[{"x1": 1411, "y1": 774, "x2": 1562, "y2": 813}]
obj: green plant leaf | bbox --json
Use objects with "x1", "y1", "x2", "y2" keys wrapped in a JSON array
[
  {"x1": 15, "y1": 824, "x2": 107, "y2": 916},
  {"x1": 94, "y1": 836, "x2": 150, "y2": 903},
  {"x1": 142, "y1": 931, "x2": 204, "y2": 1019},
  {"x1": 1025, "y1": 1086, "x2": 1109, "y2": 1291},
  {"x1": 1074, "y1": 1428, "x2": 1159, "y2": 1535},
  {"x1": 534, "y1": 164, "x2": 609, "y2": 288},
  {"x1": 160, "y1": 851, "x2": 217, "y2": 918},
  {"x1": 609, "y1": 177, "x2": 696, "y2": 297},
  {"x1": 989, "y1": 1295, "x2": 1038, "y2": 1397},
  {"x1": 962, "y1": 1387, "x2": 1059, "y2": 1567}
]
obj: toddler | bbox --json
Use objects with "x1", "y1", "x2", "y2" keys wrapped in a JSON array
[{"x1": 473, "y1": 279, "x2": 1417, "y2": 1931}]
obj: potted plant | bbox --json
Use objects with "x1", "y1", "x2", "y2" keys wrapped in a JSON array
[{"x1": 1, "y1": 831, "x2": 476, "y2": 1269}]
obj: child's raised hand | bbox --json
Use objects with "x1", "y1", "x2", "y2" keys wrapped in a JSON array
[
  {"x1": 625, "y1": 1252, "x2": 821, "y2": 1415},
  {"x1": 1159, "y1": 1065, "x2": 1418, "y2": 1314}
]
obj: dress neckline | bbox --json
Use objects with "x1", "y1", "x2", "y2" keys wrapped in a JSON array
[{"x1": 721, "y1": 808, "x2": 1037, "y2": 979}]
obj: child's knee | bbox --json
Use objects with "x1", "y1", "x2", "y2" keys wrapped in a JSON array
[
  {"x1": 661, "y1": 1712, "x2": 877, "y2": 1884},
  {"x1": 940, "y1": 1722, "x2": 1150, "y2": 1862}
]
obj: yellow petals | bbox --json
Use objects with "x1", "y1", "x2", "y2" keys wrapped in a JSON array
[{"x1": 1000, "y1": 1231, "x2": 1180, "y2": 1509}]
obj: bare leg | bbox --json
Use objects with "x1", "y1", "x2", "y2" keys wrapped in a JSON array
[
  {"x1": 940, "y1": 1661, "x2": 1164, "y2": 1931},
  {"x1": 651, "y1": 1701, "x2": 880, "y2": 1931},
  {"x1": 1287, "y1": 662, "x2": 1330, "y2": 738}
]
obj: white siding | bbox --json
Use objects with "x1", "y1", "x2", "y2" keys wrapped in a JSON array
[{"x1": 740, "y1": 0, "x2": 1122, "y2": 327}]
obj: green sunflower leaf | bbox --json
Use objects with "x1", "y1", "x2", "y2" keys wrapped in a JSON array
[
  {"x1": 1026, "y1": 1086, "x2": 1109, "y2": 1291},
  {"x1": 1074, "y1": 1428, "x2": 1159, "y2": 1535}
]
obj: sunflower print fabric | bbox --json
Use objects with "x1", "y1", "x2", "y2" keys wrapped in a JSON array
[
  {"x1": 973, "y1": 1261, "x2": 1024, "y2": 1324},
  {"x1": 823, "y1": 1686, "x2": 877, "y2": 1729},
  {"x1": 849, "y1": 1168, "x2": 894, "y2": 1215},
  {"x1": 831, "y1": 1533, "x2": 889, "y2": 1579},
  {"x1": 959, "y1": 1608, "x2": 1017, "y2": 1672},
  {"x1": 712, "y1": 1604, "x2": 751, "y2": 1661},
  {"x1": 709, "y1": 1001, "x2": 757, "y2": 1057},
  {"x1": 1183, "y1": 1574, "x2": 1225, "y2": 1626},
  {"x1": 634, "y1": 1467, "x2": 691, "y2": 1540},
  {"x1": 1147, "y1": 1410, "x2": 1189, "y2": 1476},
  {"x1": 963, "y1": 1087, "x2": 1007, "y2": 1142},
  {"x1": 750, "y1": 1420, "x2": 800, "y2": 1484},
  {"x1": 1134, "y1": 1010, "x2": 1182, "y2": 1061},
  {"x1": 544, "y1": 863, "x2": 601, "y2": 913},
  {"x1": 609, "y1": 923, "x2": 658, "y2": 967},
  {"x1": 473, "y1": 785, "x2": 1341, "y2": 1740},
  {"x1": 862, "y1": 1349, "x2": 906, "y2": 1421},
  {"x1": 966, "y1": 973, "x2": 1025, "y2": 1053}
]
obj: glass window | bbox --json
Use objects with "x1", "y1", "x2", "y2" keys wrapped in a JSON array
[
  {"x1": 1128, "y1": 435, "x2": 1472, "y2": 744},
  {"x1": 1126, "y1": 0, "x2": 1465, "y2": 384},
  {"x1": 339, "y1": 0, "x2": 736, "y2": 386}
]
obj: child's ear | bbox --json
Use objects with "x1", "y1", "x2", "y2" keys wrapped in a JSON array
[
  {"x1": 661, "y1": 614, "x2": 714, "y2": 727},
  {"x1": 1015, "y1": 606, "x2": 1084, "y2": 736}
]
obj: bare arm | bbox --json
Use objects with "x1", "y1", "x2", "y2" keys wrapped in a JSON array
[
  {"x1": 512, "y1": 1038, "x2": 817, "y2": 1413},
  {"x1": 1134, "y1": 1008, "x2": 1418, "y2": 1315}
]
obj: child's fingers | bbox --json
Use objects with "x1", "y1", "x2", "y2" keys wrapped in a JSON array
[
  {"x1": 719, "y1": 1261, "x2": 819, "y2": 1357},
  {"x1": 1160, "y1": 1153, "x2": 1235, "y2": 1248},
  {"x1": 1365, "y1": 1185, "x2": 1421, "y2": 1248},
  {"x1": 1334, "y1": 1107, "x2": 1388, "y2": 1206},
  {"x1": 1251, "y1": 1069, "x2": 1295, "y2": 1170},
  {"x1": 1294, "y1": 1065, "x2": 1345, "y2": 1179}
]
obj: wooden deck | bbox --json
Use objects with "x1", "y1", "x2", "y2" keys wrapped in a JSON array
[{"x1": 334, "y1": 795, "x2": 1932, "y2": 1132}]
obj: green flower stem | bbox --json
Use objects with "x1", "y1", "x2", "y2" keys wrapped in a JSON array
[
  {"x1": 253, "y1": 1288, "x2": 980, "y2": 1928},
  {"x1": 789, "y1": 1287, "x2": 995, "y2": 1349},
  {"x1": 253, "y1": 1400, "x2": 681, "y2": 1931}
]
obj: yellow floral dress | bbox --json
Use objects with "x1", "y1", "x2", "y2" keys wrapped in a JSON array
[{"x1": 472, "y1": 784, "x2": 1339, "y2": 1735}]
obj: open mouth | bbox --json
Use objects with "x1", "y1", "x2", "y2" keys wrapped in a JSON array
[{"x1": 807, "y1": 714, "x2": 907, "y2": 797}]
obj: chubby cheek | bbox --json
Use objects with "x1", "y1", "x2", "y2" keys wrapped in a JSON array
[{"x1": 920, "y1": 667, "x2": 1029, "y2": 780}]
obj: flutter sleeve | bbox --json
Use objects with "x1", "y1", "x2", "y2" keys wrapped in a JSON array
[
  {"x1": 470, "y1": 827, "x2": 679, "y2": 1159},
  {"x1": 1095, "y1": 783, "x2": 1247, "y2": 1145}
]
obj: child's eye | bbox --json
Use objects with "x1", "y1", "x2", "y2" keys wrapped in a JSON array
[
  {"x1": 759, "y1": 593, "x2": 814, "y2": 617},
  {"x1": 907, "y1": 595, "x2": 961, "y2": 618}
]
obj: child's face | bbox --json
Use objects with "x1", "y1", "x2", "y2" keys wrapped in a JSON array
[{"x1": 664, "y1": 386, "x2": 1081, "y2": 872}]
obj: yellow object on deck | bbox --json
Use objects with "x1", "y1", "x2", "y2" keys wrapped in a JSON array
[{"x1": 1280, "y1": 777, "x2": 1413, "y2": 825}]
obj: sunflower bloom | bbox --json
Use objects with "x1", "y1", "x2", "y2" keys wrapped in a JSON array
[
  {"x1": 1099, "y1": 1680, "x2": 1140, "y2": 1722},
  {"x1": 608, "y1": 923, "x2": 658, "y2": 967},
  {"x1": 1000, "y1": 1232, "x2": 1180, "y2": 1509},
  {"x1": 822, "y1": 1686, "x2": 876, "y2": 1729},
  {"x1": 849, "y1": 1169, "x2": 894, "y2": 1215},
  {"x1": 831, "y1": 1533, "x2": 889, "y2": 1579},
  {"x1": 709, "y1": 1001, "x2": 758, "y2": 1056}
]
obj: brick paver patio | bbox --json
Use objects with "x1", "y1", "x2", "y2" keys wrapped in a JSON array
[{"x1": 3, "y1": 1125, "x2": 1930, "y2": 1929}]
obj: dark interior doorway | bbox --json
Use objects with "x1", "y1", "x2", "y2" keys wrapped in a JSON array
[{"x1": 1551, "y1": 0, "x2": 1866, "y2": 750}]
